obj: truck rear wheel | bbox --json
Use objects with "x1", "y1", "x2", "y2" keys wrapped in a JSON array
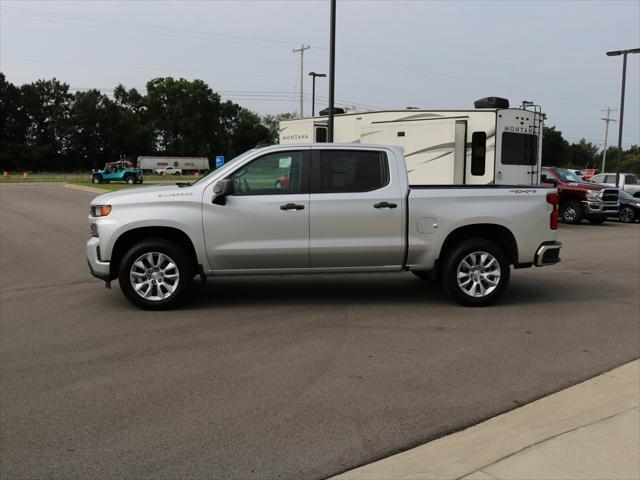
[
  {"x1": 118, "y1": 238, "x2": 193, "y2": 310},
  {"x1": 560, "y1": 201, "x2": 583, "y2": 224},
  {"x1": 441, "y1": 238, "x2": 510, "y2": 307}
]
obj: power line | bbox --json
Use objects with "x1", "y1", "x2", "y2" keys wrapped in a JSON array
[{"x1": 3, "y1": 5, "x2": 634, "y2": 111}]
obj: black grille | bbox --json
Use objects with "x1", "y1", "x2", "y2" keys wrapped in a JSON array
[{"x1": 602, "y1": 189, "x2": 619, "y2": 203}]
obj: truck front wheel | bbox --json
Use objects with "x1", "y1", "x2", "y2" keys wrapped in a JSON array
[
  {"x1": 118, "y1": 238, "x2": 193, "y2": 310},
  {"x1": 441, "y1": 238, "x2": 510, "y2": 307},
  {"x1": 124, "y1": 175, "x2": 135, "y2": 185},
  {"x1": 560, "y1": 201, "x2": 583, "y2": 224},
  {"x1": 91, "y1": 174, "x2": 103, "y2": 184}
]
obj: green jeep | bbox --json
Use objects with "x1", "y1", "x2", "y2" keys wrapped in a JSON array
[{"x1": 91, "y1": 160, "x2": 143, "y2": 185}]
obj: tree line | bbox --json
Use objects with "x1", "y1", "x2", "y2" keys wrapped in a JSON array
[
  {"x1": 0, "y1": 73, "x2": 289, "y2": 172},
  {"x1": 542, "y1": 126, "x2": 639, "y2": 174},
  {"x1": 1, "y1": 72, "x2": 638, "y2": 174}
]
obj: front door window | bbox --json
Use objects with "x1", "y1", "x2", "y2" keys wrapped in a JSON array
[{"x1": 230, "y1": 151, "x2": 304, "y2": 195}]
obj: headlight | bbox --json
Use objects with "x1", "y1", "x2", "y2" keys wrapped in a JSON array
[
  {"x1": 586, "y1": 191, "x2": 600, "y2": 201},
  {"x1": 90, "y1": 205, "x2": 112, "y2": 217}
]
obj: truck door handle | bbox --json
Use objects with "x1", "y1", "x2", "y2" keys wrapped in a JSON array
[
  {"x1": 280, "y1": 203, "x2": 305, "y2": 210},
  {"x1": 374, "y1": 202, "x2": 397, "y2": 209}
]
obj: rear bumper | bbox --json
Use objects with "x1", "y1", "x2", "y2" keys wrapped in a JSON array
[
  {"x1": 535, "y1": 241, "x2": 562, "y2": 267},
  {"x1": 86, "y1": 237, "x2": 111, "y2": 281}
]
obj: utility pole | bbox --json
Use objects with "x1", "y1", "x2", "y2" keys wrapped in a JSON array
[
  {"x1": 292, "y1": 44, "x2": 310, "y2": 117},
  {"x1": 600, "y1": 108, "x2": 616, "y2": 172}
]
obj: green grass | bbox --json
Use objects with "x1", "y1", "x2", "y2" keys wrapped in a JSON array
[
  {"x1": 0, "y1": 173, "x2": 199, "y2": 184},
  {"x1": 70, "y1": 182, "x2": 149, "y2": 191}
]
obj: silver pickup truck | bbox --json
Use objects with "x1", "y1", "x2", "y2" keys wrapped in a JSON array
[{"x1": 87, "y1": 144, "x2": 562, "y2": 309}]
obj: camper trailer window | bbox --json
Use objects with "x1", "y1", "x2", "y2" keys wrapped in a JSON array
[
  {"x1": 502, "y1": 133, "x2": 537, "y2": 165},
  {"x1": 315, "y1": 127, "x2": 328, "y2": 143},
  {"x1": 471, "y1": 132, "x2": 487, "y2": 176},
  {"x1": 318, "y1": 150, "x2": 388, "y2": 193}
]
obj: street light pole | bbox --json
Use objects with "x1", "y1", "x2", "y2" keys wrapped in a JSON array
[
  {"x1": 606, "y1": 47, "x2": 640, "y2": 186},
  {"x1": 328, "y1": 0, "x2": 336, "y2": 142},
  {"x1": 308, "y1": 72, "x2": 326, "y2": 117}
]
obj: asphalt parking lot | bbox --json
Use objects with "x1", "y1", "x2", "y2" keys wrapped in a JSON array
[{"x1": 1, "y1": 184, "x2": 639, "y2": 480}]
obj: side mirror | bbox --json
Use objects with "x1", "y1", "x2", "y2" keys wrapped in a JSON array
[{"x1": 212, "y1": 179, "x2": 234, "y2": 205}]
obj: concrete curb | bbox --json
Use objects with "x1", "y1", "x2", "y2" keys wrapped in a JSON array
[
  {"x1": 332, "y1": 360, "x2": 640, "y2": 480},
  {"x1": 63, "y1": 183, "x2": 110, "y2": 193}
]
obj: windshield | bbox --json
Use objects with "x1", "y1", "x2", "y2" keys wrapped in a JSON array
[
  {"x1": 555, "y1": 168, "x2": 583, "y2": 183},
  {"x1": 190, "y1": 150, "x2": 257, "y2": 186},
  {"x1": 619, "y1": 190, "x2": 634, "y2": 200}
]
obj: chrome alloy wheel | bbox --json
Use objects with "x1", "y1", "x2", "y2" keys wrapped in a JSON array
[
  {"x1": 562, "y1": 206, "x2": 577, "y2": 222},
  {"x1": 620, "y1": 206, "x2": 635, "y2": 223},
  {"x1": 456, "y1": 251, "x2": 501, "y2": 298},
  {"x1": 129, "y1": 252, "x2": 180, "y2": 301}
]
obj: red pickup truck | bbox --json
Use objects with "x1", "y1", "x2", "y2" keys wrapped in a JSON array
[{"x1": 541, "y1": 167, "x2": 619, "y2": 224}]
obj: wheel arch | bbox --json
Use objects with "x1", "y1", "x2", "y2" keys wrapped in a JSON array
[
  {"x1": 437, "y1": 223, "x2": 519, "y2": 273},
  {"x1": 109, "y1": 226, "x2": 200, "y2": 279}
]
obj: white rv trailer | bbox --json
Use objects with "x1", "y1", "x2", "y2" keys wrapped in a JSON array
[
  {"x1": 137, "y1": 156, "x2": 210, "y2": 174},
  {"x1": 278, "y1": 98, "x2": 543, "y2": 186}
]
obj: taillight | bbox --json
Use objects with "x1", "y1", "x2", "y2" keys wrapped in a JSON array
[{"x1": 547, "y1": 192, "x2": 559, "y2": 230}]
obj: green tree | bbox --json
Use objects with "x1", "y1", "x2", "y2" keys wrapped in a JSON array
[
  {"x1": 220, "y1": 101, "x2": 272, "y2": 157},
  {"x1": 542, "y1": 126, "x2": 570, "y2": 167},
  {"x1": 262, "y1": 112, "x2": 297, "y2": 143},
  {"x1": 0, "y1": 73, "x2": 29, "y2": 171},
  {"x1": 144, "y1": 77, "x2": 222, "y2": 156},
  {"x1": 21, "y1": 78, "x2": 73, "y2": 170},
  {"x1": 568, "y1": 138, "x2": 599, "y2": 169}
]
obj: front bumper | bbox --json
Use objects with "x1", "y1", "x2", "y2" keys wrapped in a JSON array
[
  {"x1": 535, "y1": 241, "x2": 562, "y2": 267},
  {"x1": 87, "y1": 236, "x2": 111, "y2": 281},
  {"x1": 582, "y1": 200, "x2": 619, "y2": 215}
]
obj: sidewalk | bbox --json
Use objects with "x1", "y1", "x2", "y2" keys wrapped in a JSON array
[{"x1": 333, "y1": 360, "x2": 640, "y2": 480}]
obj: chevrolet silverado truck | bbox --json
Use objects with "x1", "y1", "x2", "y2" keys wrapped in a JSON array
[
  {"x1": 87, "y1": 144, "x2": 562, "y2": 309},
  {"x1": 541, "y1": 167, "x2": 619, "y2": 224}
]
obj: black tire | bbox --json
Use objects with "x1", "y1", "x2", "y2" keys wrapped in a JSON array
[
  {"x1": 619, "y1": 206, "x2": 637, "y2": 223},
  {"x1": 587, "y1": 217, "x2": 606, "y2": 224},
  {"x1": 560, "y1": 201, "x2": 583, "y2": 224},
  {"x1": 118, "y1": 238, "x2": 194, "y2": 310},
  {"x1": 174, "y1": 171, "x2": 181, "y2": 175},
  {"x1": 136, "y1": 178, "x2": 144, "y2": 184},
  {"x1": 441, "y1": 238, "x2": 510, "y2": 307},
  {"x1": 91, "y1": 174, "x2": 103, "y2": 184},
  {"x1": 124, "y1": 175, "x2": 135, "y2": 185},
  {"x1": 275, "y1": 180, "x2": 283, "y2": 189}
]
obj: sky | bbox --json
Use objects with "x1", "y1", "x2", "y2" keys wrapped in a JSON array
[{"x1": 1, "y1": 0, "x2": 639, "y2": 149}]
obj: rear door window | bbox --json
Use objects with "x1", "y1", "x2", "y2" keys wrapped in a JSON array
[
  {"x1": 315, "y1": 150, "x2": 389, "y2": 193},
  {"x1": 625, "y1": 174, "x2": 638, "y2": 184}
]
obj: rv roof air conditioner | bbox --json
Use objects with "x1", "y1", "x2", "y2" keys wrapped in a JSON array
[
  {"x1": 474, "y1": 97, "x2": 510, "y2": 109},
  {"x1": 319, "y1": 107, "x2": 346, "y2": 116}
]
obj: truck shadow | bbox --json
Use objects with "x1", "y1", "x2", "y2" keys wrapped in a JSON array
[{"x1": 184, "y1": 271, "x2": 587, "y2": 310}]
